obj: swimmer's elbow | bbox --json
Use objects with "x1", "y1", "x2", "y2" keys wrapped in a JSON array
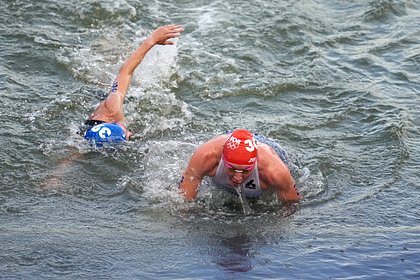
[{"x1": 178, "y1": 175, "x2": 200, "y2": 201}]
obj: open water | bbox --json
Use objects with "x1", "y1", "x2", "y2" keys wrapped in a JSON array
[{"x1": 1, "y1": 0, "x2": 419, "y2": 279}]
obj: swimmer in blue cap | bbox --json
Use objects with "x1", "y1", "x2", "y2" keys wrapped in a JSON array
[
  {"x1": 80, "y1": 24, "x2": 184, "y2": 146},
  {"x1": 44, "y1": 25, "x2": 184, "y2": 188}
]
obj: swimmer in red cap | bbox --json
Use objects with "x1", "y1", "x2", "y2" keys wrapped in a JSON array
[{"x1": 179, "y1": 129, "x2": 301, "y2": 203}]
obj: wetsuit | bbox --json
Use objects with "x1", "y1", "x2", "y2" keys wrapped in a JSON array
[{"x1": 211, "y1": 158, "x2": 263, "y2": 198}]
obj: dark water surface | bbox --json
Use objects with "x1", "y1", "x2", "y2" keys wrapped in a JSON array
[{"x1": 1, "y1": 0, "x2": 419, "y2": 279}]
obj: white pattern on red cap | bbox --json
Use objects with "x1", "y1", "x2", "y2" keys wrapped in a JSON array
[{"x1": 223, "y1": 129, "x2": 258, "y2": 165}]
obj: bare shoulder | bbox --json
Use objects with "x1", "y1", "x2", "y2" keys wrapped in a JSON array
[
  {"x1": 256, "y1": 143, "x2": 284, "y2": 164},
  {"x1": 186, "y1": 134, "x2": 229, "y2": 176},
  {"x1": 196, "y1": 134, "x2": 229, "y2": 154},
  {"x1": 257, "y1": 143, "x2": 293, "y2": 186},
  {"x1": 195, "y1": 135, "x2": 227, "y2": 164}
]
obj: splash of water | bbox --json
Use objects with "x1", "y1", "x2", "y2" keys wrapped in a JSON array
[{"x1": 235, "y1": 184, "x2": 251, "y2": 215}]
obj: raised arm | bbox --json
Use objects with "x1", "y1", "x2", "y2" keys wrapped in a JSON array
[
  {"x1": 116, "y1": 24, "x2": 185, "y2": 94},
  {"x1": 88, "y1": 24, "x2": 184, "y2": 125}
]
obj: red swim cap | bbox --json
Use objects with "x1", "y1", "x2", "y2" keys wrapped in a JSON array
[{"x1": 223, "y1": 129, "x2": 258, "y2": 166}]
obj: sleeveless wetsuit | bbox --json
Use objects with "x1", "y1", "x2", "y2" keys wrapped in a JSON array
[{"x1": 211, "y1": 158, "x2": 263, "y2": 198}]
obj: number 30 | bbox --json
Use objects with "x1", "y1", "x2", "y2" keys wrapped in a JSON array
[{"x1": 244, "y1": 139, "x2": 257, "y2": 152}]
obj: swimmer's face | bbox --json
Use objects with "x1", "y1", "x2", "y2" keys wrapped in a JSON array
[{"x1": 224, "y1": 162, "x2": 255, "y2": 186}]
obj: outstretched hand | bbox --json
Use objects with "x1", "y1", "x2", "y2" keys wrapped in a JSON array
[{"x1": 148, "y1": 24, "x2": 184, "y2": 45}]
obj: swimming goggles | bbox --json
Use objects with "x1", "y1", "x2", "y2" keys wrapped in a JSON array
[{"x1": 224, "y1": 161, "x2": 255, "y2": 174}]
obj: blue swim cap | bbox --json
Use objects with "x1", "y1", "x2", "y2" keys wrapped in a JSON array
[{"x1": 84, "y1": 123, "x2": 126, "y2": 146}]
